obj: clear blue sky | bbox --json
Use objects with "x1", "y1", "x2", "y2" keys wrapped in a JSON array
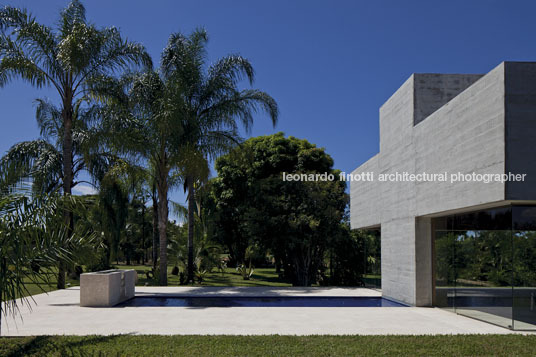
[{"x1": 1, "y1": 0, "x2": 536, "y2": 203}]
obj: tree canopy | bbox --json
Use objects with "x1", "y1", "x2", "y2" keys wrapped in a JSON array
[{"x1": 209, "y1": 133, "x2": 348, "y2": 286}]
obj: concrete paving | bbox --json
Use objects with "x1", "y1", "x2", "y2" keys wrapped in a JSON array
[{"x1": 0, "y1": 287, "x2": 528, "y2": 336}]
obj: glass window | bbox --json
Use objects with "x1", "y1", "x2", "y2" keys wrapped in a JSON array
[
  {"x1": 512, "y1": 206, "x2": 536, "y2": 330},
  {"x1": 433, "y1": 205, "x2": 536, "y2": 330}
]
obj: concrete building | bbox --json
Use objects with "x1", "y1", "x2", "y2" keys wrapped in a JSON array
[{"x1": 350, "y1": 62, "x2": 536, "y2": 330}]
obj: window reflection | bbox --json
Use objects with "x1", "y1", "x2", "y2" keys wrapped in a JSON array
[{"x1": 433, "y1": 205, "x2": 536, "y2": 330}]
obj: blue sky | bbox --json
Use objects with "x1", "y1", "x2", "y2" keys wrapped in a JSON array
[{"x1": 1, "y1": 0, "x2": 536, "y2": 204}]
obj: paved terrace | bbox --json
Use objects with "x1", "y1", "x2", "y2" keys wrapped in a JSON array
[{"x1": 1, "y1": 287, "x2": 527, "y2": 336}]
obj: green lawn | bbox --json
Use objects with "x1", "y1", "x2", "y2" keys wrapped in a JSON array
[
  {"x1": 13, "y1": 264, "x2": 290, "y2": 301},
  {"x1": 127, "y1": 265, "x2": 291, "y2": 287},
  {"x1": 17, "y1": 274, "x2": 81, "y2": 300},
  {"x1": 1, "y1": 335, "x2": 535, "y2": 356}
]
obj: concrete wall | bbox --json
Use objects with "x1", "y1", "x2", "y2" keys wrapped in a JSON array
[
  {"x1": 350, "y1": 71, "x2": 497, "y2": 227},
  {"x1": 350, "y1": 62, "x2": 536, "y2": 306},
  {"x1": 377, "y1": 75, "x2": 417, "y2": 303},
  {"x1": 414, "y1": 63, "x2": 506, "y2": 216},
  {"x1": 415, "y1": 217, "x2": 432, "y2": 306},
  {"x1": 350, "y1": 155, "x2": 380, "y2": 228},
  {"x1": 413, "y1": 73, "x2": 484, "y2": 125}
]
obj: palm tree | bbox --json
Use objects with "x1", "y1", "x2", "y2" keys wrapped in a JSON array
[
  {"x1": 98, "y1": 29, "x2": 277, "y2": 285},
  {"x1": 160, "y1": 29, "x2": 279, "y2": 283},
  {"x1": 99, "y1": 67, "x2": 193, "y2": 285},
  {"x1": 0, "y1": 0, "x2": 151, "y2": 288}
]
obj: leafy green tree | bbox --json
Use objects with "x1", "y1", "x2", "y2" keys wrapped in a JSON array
[
  {"x1": 0, "y1": 0, "x2": 150, "y2": 288},
  {"x1": 327, "y1": 225, "x2": 366, "y2": 286},
  {"x1": 211, "y1": 133, "x2": 347, "y2": 286}
]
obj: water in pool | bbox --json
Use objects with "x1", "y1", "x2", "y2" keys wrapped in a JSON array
[{"x1": 118, "y1": 296, "x2": 405, "y2": 307}]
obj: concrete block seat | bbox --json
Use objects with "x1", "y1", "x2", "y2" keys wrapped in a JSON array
[{"x1": 80, "y1": 269, "x2": 137, "y2": 307}]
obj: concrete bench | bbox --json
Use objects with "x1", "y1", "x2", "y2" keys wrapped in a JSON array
[{"x1": 80, "y1": 269, "x2": 136, "y2": 307}]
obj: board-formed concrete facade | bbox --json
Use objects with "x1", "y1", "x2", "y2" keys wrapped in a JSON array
[{"x1": 350, "y1": 62, "x2": 536, "y2": 306}]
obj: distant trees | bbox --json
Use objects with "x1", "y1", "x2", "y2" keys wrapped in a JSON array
[
  {"x1": 209, "y1": 133, "x2": 348, "y2": 286},
  {"x1": 325, "y1": 225, "x2": 380, "y2": 287}
]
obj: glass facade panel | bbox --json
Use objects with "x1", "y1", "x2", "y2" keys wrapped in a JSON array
[
  {"x1": 453, "y1": 229, "x2": 513, "y2": 329},
  {"x1": 512, "y1": 206, "x2": 536, "y2": 330},
  {"x1": 434, "y1": 230, "x2": 456, "y2": 311},
  {"x1": 363, "y1": 229, "x2": 381, "y2": 289},
  {"x1": 434, "y1": 205, "x2": 536, "y2": 330}
]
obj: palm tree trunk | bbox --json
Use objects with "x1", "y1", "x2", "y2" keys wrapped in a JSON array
[
  {"x1": 58, "y1": 97, "x2": 74, "y2": 289},
  {"x1": 157, "y1": 171, "x2": 169, "y2": 286},
  {"x1": 152, "y1": 187, "x2": 159, "y2": 270},
  {"x1": 141, "y1": 205, "x2": 146, "y2": 265},
  {"x1": 0, "y1": 257, "x2": 5, "y2": 335},
  {"x1": 187, "y1": 177, "x2": 195, "y2": 284}
]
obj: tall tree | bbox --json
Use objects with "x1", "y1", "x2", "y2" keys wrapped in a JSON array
[
  {"x1": 211, "y1": 133, "x2": 348, "y2": 286},
  {"x1": 99, "y1": 29, "x2": 278, "y2": 285},
  {"x1": 97, "y1": 68, "x2": 183, "y2": 285},
  {"x1": 0, "y1": 0, "x2": 150, "y2": 288},
  {"x1": 160, "y1": 29, "x2": 279, "y2": 283}
]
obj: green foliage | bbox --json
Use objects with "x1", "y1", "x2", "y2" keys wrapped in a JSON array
[
  {"x1": 327, "y1": 227, "x2": 366, "y2": 286},
  {"x1": 0, "y1": 139, "x2": 62, "y2": 195},
  {"x1": 218, "y1": 259, "x2": 228, "y2": 276},
  {"x1": 0, "y1": 1, "x2": 151, "y2": 91},
  {"x1": 163, "y1": 29, "x2": 279, "y2": 284},
  {"x1": 236, "y1": 264, "x2": 255, "y2": 280},
  {"x1": 1, "y1": 6, "x2": 278, "y2": 289},
  {"x1": 513, "y1": 231, "x2": 536, "y2": 286},
  {"x1": 167, "y1": 216, "x2": 223, "y2": 285},
  {"x1": 0, "y1": 188, "x2": 96, "y2": 334},
  {"x1": 435, "y1": 232, "x2": 457, "y2": 286},
  {"x1": 96, "y1": 166, "x2": 130, "y2": 266},
  {"x1": 210, "y1": 133, "x2": 348, "y2": 286},
  {"x1": 437, "y1": 229, "x2": 536, "y2": 288},
  {"x1": 235, "y1": 244, "x2": 262, "y2": 280}
]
